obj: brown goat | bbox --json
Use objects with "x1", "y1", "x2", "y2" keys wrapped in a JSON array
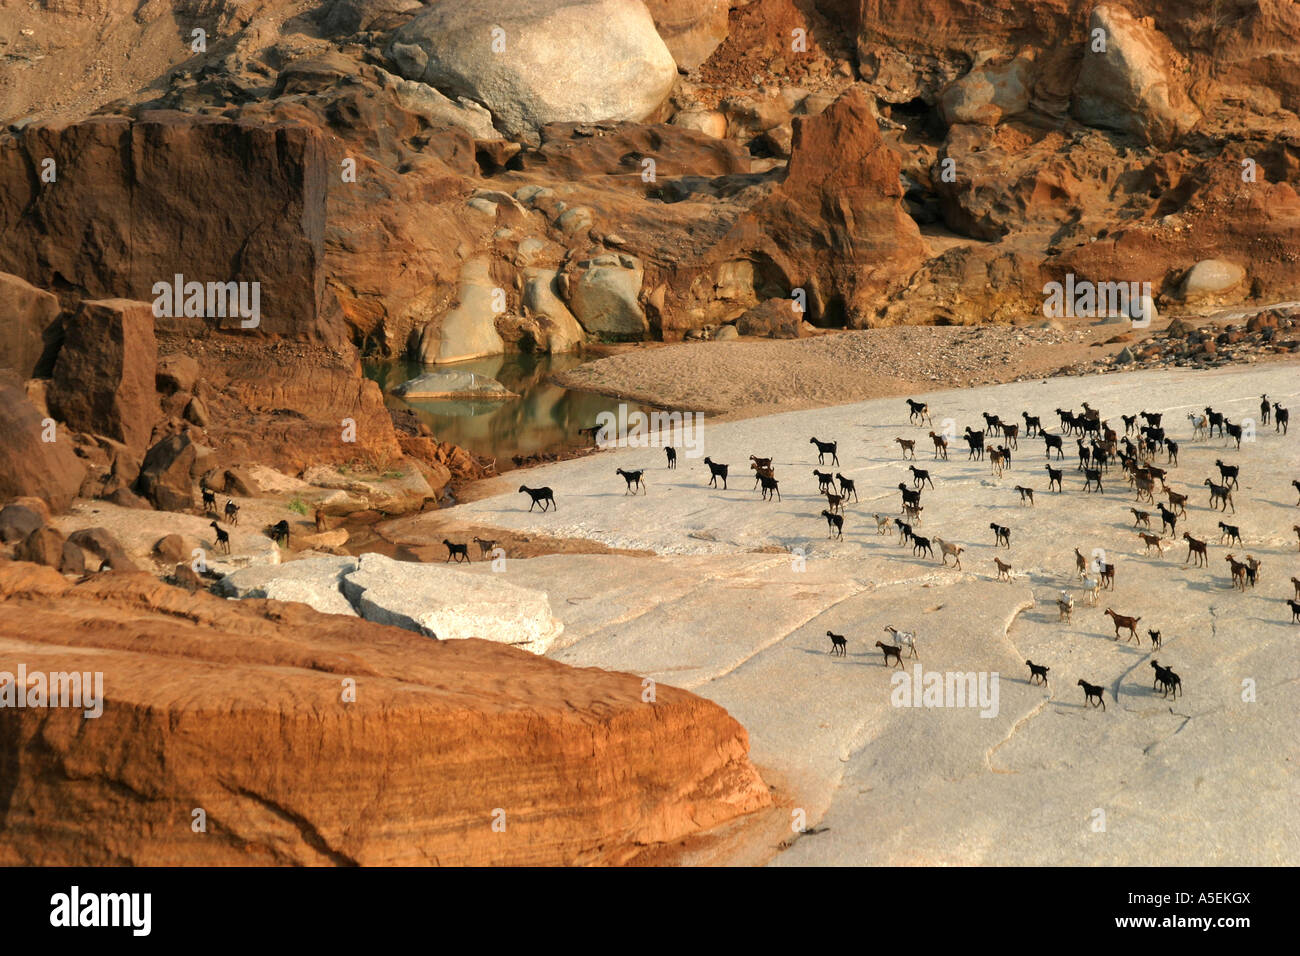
[
  {"x1": 1105, "y1": 608, "x2": 1141, "y2": 643},
  {"x1": 1183, "y1": 532, "x2": 1208, "y2": 568},
  {"x1": 1137, "y1": 531, "x2": 1167, "y2": 555}
]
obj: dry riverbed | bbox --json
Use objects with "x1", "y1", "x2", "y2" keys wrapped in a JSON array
[{"x1": 401, "y1": 361, "x2": 1300, "y2": 865}]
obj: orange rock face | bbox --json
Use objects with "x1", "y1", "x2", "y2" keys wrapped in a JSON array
[{"x1": 0, "y1": 563, "x2": 770, "y2": 865}]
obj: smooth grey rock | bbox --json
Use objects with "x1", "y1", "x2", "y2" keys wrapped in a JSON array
[
  {"x1": 393, "y1": 369, "x2": 516, "y2": 400},
  {"x1": 386, "y1": 0, "x2": 677, "y2": 139},
  {"x1": 339, "y1": 553, "x2": 562, "y2": 652},
  {"x1": 418, "y1": 258, "x2": 507, "y2": 364},
  {"x1": 1180, "y1": 259, "x2": 1246, "y2": 299},
  {"x1": 568, "y1": 254, "x2": 648, "y2": 338},
  {"x1": 1071, "y1": 5, "x2": 1200, "y2": 145}
]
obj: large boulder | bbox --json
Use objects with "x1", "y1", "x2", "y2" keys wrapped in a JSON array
[
  {"x1": 418, "y1": 258, "x2": 507, "y2": 364},
  {"x1": 0, "y1": 381, "x2": 86, "y2": 512},
  {"x1": 339, "y1": 553, "x2": 564, "y2": 653},
  {"x1": 322, "y1": 0, "x2": 423, "y2": 33},
  {"x1": 643, "y1": 0, "x2": 730, "y2": 70},
  {"x1": 15, "y1": 526, "x2": 70, "y2": 571},
  {"x1": 566, "y1": 253, "x2": 649, "y2": 339},
  {"x1": 0, "y1": 504, "x2": 45, "y2": 544},
  {"x1": 0, "y1": 271, "x2": 61, "y2": 378},
  {"x1": 1180, "y1": 259, "x2": 1247, "y2": 301},
  {"x1": 135, "y1": 433, "x2": 197, "y2": 512},
  {"x1": 387, "y1": 0, "x2": 678, "y2": 139},
  {"x1": 46, "y1": 299, "x2": 161, "y2": 457},
  {"x1": 939, "y1": 54, "x2": 1032, "y2": 127},
  {"x1": 736, "y1": 298, "x2": 804, "y2": 339},
  {"x1": 521, "y1": 267, "x2": 586, "y2": 352},
  {"x1": 1071, "y1": 4, "x2": 1201, "y2": 146},
  {"x1": 219, "y1": 555, "x2": 361, "y2": 617},
  {"x1": 67, "y1": 527, "x2": 138, "y2": 572},
  {"x1": 393, "y1": 369, "x2": 515, "y2": 400}
]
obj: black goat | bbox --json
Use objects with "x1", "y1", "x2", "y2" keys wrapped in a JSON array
[
  {"x1": 266, "y1": 520, "x2": 289, "y2": 548},
  {"x1": 519, "y1": 485, "x2": 556, "y2": 511},
  {"x1": 908, "y1": 465, "x2": 934, "y2": 489},
  {"x1": 990, "y1": 523, "x2": 1011, "y2": 547},
  {"x1": 616, "y1": 468, "x2": 646, "y2": 494},
  {"x1": 835, "y1": 473, "x2": 858, "y2": 501},
  {"x1": 1217, "y1": 521, "x2": 1242, "y2": 546},
  {"x1": 821, "y1": 509, "x2": 844, "y2": 540},
  {"x1": 1157, "y1": 502, "x2": 1178, "y2": 536},
  {"x1": 1083, "y1": 468, "x2": 1104, "y2": 493},
  {"x1": 1150, "y1": 660, "x2": 1182, "y2": 699},
  {"x1": 1045, "y1": 465, "x2": 1062, "y2": 492},
  {"x1": 964, "y1": 427, "x2": 985, "y2": 460},
  {"x1": 827, "y1": 631, "x2": 847, "y2": 657},
  {"x1": 911, "y1": 535, "x2": 934, "y2": 558},
  {"x1": 809, "y1": 437, "x2": 839, "y2": 466},
  {"x1": 1026, "y1": 660, "x2": 1049, "y2": 686},
  {"x1": 1021, "y1": 411, "x2": 1041, "y2": 436},
  {"x1": 211, "y1": 520, "x2": 232, "y2": 554},
  {"x1": 665, "y1": 446, "x2": 677, "y2": 469},
  {"x1": 1077, "y1": 680, "x2": 1106, "y2": 710},
  {"x1": 703, "y1": 458, "x2": 728, "y2": 490},
  {"x1": 201, "y1": 488, "x2": 217, "y2": 515},
  {"x1": 898, "y1": 483, "x2": 922, "y2": 509},
  {"x1": 813, "y1": 469, "x2": 834, "y2": 493},
  {"x1": 1275, "y1": 403, "x2": 1289, "y2": 434},
  {"x1": 444, "y1": 539, "x2": 470, "y2": 562},
  {"x1": 1215, "y1": 459, "x2": 1240, "y2": 489},
  {"x1": 906, "y1": 399, "x2": 932, "y2": 425},
  {"x1": 224, "y1": 499, "x2": 240, "y2": 525},
  {"x1": 758, "y1": 473, "x2": 781, "y2": 501},
  {"x1": 1043, "y1": 433, "x2": 1064, "y2": 459}
]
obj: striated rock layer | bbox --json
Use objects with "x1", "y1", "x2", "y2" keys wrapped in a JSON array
[{"x1": 0, "y1": 562, "x2": 770, "y2": 865}]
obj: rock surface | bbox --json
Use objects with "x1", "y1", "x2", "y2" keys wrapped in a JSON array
[
  {"x1": 434, "y1": 362, "x2": 1300, "y2": 864},
  {"x1": 47, "y1": 299, "x2": 161, "y2": 456},
  {"x1": 1071, "y1": 4, "x2": 1201, "y2": 146},
  {"x1": 0, "y1": 381, "x2": 86, "y2": 513},
  {"x1": 388, "y1": 0, "x2": 678, "y2": 139},
  {"x1": 0, "y1": 561, "x2": 770, "y2": 865},
  {"x1": 394, "y1": 370, "x2": 516, "y2": 400},
  {"x1": 0, "y1": 271, "x2": 61, "y2": 378},
  {"x1": 340, "y1": 553, "x2": 564, "y2": 653}
]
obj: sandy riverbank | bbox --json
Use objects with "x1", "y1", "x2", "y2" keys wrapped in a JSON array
[{"x1": 553, "y1": 317, "x2": 1295, "y2": 422}]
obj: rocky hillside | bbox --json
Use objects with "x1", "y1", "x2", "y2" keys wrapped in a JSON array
[
  {"x1": 0, "y1": 560, "x2": 771, "y2": 865},
  {"x1": 1, "y1": 0, "x2": 1294, "y2": 361}
]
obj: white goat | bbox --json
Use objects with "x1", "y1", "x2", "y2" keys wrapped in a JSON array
[{"x1": 882, "y1": 625, "x2": 918, "y2": 659}]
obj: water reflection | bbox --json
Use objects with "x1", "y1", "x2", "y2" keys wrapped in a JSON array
[{"x1": 364, "y1": 352, "x2": 666, "y2": 463}]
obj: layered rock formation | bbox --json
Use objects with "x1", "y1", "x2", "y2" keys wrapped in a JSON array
[
  {"x1": 6, "y1": 0, "x2": 1295, "y2": 356},
  {"x1": 0, "y1": 561, "x2": 770, "y2": 866}
]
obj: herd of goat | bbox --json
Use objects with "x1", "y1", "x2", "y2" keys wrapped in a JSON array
[
  {"x1": 203, "y1": 386, "x2": 1294, "y2": 711},
  {"x1": 507, "y1": 390, "x2": 1295, "y2": 713}
]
